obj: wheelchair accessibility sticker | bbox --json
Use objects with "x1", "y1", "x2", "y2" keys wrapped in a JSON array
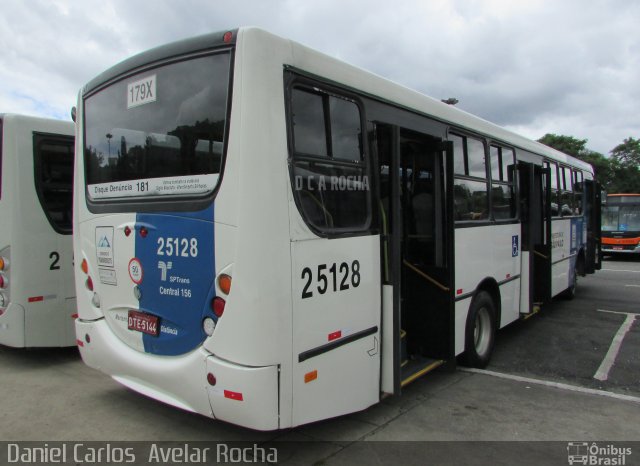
[{"x1": 512, "y1": 235, "x2": 519, "y2": 257}]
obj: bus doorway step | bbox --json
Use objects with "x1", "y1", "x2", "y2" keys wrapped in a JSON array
[
  {"x1": 400, "y1": 357, "x2": 445, "y2": 388},
  {"x1": 520, "y1": 303, "x2": 542, "y2": 321}
]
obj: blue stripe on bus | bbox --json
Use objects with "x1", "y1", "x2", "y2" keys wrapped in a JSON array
[{"x1": 135, "y1": 205, "x2": 216, "y2": 356}]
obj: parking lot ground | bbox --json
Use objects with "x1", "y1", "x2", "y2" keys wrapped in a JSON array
[{"x1": 1, "y1": 257, "x2": 639, "y2": 465}]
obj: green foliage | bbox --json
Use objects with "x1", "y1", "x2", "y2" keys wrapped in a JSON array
[{"x1": 537, "y1": 134, "x2": 640, "y2": 193}]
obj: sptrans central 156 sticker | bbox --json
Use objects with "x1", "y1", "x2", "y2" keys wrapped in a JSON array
[{"x1": 88, "y1": 174, "x2": 219, "y2": 200}]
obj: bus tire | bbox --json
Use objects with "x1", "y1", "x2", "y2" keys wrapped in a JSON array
[
  {"x1": 561, "y1": 266, "x2": 578, "y2": 300},
  {"x1": 460, "y1": 291, "x2": 496, "y2": 369}
]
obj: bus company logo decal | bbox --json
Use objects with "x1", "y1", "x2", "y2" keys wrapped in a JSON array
[
  {"x1": 95, "y1": 227, "x2": 114, "y2": 267},
  {"x1": 158, "y1": 260, "x2": 173, "y2": 281},
  {"x1": 566, "y1": 442, "x2": 632, "y2": 465},
  {"x1": 294, "y1": 175, "x2": 370, "y2": 191}
]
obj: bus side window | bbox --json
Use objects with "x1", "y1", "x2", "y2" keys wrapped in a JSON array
[
  {"x1": 451, "y1": 133, "x2": 488, "y2": 222},
  {"x1": 289, "y1": 86, "x2": 369, "y2": 234},
  {"x1": 547, "y1": 161, "x2": 560, "y2": 217}
]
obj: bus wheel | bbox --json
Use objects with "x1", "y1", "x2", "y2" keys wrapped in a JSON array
[{"x1": 460, "y1": 291, "x2": 496, "y2": 369}]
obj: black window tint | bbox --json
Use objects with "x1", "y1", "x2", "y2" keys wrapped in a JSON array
[
  {"x1": 454, "y1": 178, "x2": 488, "y2": 221},
  {"x1": 490, "y1": 145, "x2": 500, "y2": 180},
  {"x1": 330, "y1": 97, "x2": 361, "y2": 161},
  {"x1": 34, "y1": 134, "x2": 75, "y2": 233},
  {"x1": 502, "y1": 148, "x2": 515, "y2": 182},
  {"x1": 292, "y1": 89, "x2": 328, "y2": 157},
  {"x1": 492, "y1": 184, "x2": 516, "y2": 220},
  {"x1": 84, "y1": 52, "x2": 230, "y2": 194},
  {"x1": 467, "y1": 137, "x2": 486, "y2": 178},
  {"x1": 289, "y1": 84, "x2": 369, "y2": 234},
  {"x1": 451, "y1": 133, "x2": 465, "y2": 175},
  {"x1": 293, "y1": 161, "x2": 368, "y2": 230}
]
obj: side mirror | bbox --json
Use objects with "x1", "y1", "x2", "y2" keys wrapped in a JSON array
[{"x1": 71, "y1": 106, "x2": 77, "y2": 123}]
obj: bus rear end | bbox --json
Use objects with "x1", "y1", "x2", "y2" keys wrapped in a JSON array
[
  {"x1": 74, "y1": 30, "x2": 283, "y2": 430},
  {"x1": 0, "y1": 114, "x2": 75, "y2": 347}
]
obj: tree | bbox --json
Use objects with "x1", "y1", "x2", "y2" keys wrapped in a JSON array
[
  {"x1": 609, "y1": 137, "x2": 640, "y2": 193},
  {"x1": 537, "y1": 134, "x2": 588, "y2": 158}
]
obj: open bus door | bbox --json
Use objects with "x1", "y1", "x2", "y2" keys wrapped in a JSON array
[
  {"x1": 519, "y1": 162, "x2": 552, "y2": 315},
  {"x1": 375, "y1": 123, "x2": 454, "y2": 395},
  {"x1": 584, "y1": 180, "x2": 602, "y2": 273}
]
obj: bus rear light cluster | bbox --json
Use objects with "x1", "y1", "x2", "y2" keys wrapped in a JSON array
[
  {"x1": 80, "y1": 258, "x2": 99, "y2": 306},
  {"x1": 218, "y1": 274, "x2": 232, "y2": 295},
  {"x1": 203, "y1": 317, "x2": 216, "y2": 336},
  {"x1": 211, "y1": 297, "x2": 225, "y2": 317}
]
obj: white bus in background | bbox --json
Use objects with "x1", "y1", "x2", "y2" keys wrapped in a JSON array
[
  {"x1": 74, "y1": 28, "x2": 600, "y2": 430},
  {"x1": 0, "y1": 114, "x2": 76, "y2": 347}
]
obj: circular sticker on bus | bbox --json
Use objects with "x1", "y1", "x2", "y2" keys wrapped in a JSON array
[{"x1": 128, "y1": 258, "x2": 143, "y2": 284}]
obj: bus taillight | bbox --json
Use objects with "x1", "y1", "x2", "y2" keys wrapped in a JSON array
[
  {"x1": 81, "y1": 258, "x2": 88, "y2": 274},
  {"x1": 0, "y1": 257, "x2": 7, "y2": 271},
  {"x1": 218, "y1": 274, "x2": 232, "y2": 295},
  {"x1": 0, "y1": 275, "x2": 6, "y2": 289},
  {"x1": 86, "y1": 276, "x2": 94, "y2": 291},
  {"x1": 211, "y1": 297, "x2": 225, "y2": 317}
]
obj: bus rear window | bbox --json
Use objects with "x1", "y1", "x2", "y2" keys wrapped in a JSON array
[
  {"x1": 83, "y1": 52, "x2": 231, "y2": 201},
  {"x1": 34, "y1": 134, "x2": 75, "y2": 234}
]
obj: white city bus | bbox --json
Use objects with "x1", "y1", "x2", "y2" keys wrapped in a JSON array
[
  {"x1": 74, "y1": 28, "x2": 600, "y2": 430},
  {"x1": 0, "y1": 114, "x2": 76, "y2": 347}
]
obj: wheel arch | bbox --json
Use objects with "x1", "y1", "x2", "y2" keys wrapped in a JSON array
[{"x1": 473, "y1": 277, "x2": 501, "y2": 328}]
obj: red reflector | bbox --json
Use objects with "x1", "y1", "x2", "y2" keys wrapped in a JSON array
[
  {"x1": 139, "y1": 226, "x2": 148, "y2": 238},
  {"x1": 71, "y1": 313, "x2": 79, "y2": 319},
  {"x1": 207, "y1": 373, "x2": 217, "y2": 386},
  {"x1": 76, "y1": 339, "x2": 84, "y2": 347},
  {"x1": 305, "y1": 370, "x2": 318, "y2": 383},
  {"x1": 224, "y1": 390, "x2": 243, "y2": 401},
  {"x1": 457, "y1": 289, "x2": 463, "y2": 295},
  {"x1": 328, "y1": 330, "x2": 342, "y2": 341},
  {"x1": 28, "y1": 296, "x2": 44, "y2": 303},
  {"x1": 223, "y1": 31, "x2": 233, "y2": 43},
  {"x1": 212, "y1": 297, "x2": 225, "y2": 317},
  {"x1": 124, "y1": 226, "x2": 132, "y2": 237}
]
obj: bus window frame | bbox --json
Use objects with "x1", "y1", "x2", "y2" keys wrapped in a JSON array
[
  {"x1": 285, "y1": 74, "x2": 373, "y2": 238},
  {"x1": 33, "y1": 132, "x2": 75, "y2": 235},
  {"x1": 81, "y1": 48, "x2": 235, "y2": 215}
]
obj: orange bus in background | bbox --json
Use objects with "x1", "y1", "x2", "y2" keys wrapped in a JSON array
[{"x1": 601, "y1": 194, "x2": 640, "y2": 255}]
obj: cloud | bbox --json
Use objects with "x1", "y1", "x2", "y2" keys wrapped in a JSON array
[{"x1": 0, "y1": 0, "x2": 637, "y2": 154}]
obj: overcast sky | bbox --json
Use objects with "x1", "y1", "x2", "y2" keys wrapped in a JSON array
[{"x1": 1, "y1": 0, "x2": 637, "y2": 155}]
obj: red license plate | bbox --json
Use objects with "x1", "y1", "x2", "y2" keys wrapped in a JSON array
[{"x1": 128, "y1": 310, "x2": 159, "y2": 336}]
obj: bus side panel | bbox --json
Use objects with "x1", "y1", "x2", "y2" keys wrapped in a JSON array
[
  {"x1": 454, "y1": 223, "x2": 521, "y2": 354},
  {"x1": 290, "y1": 236, "x2": 380, "y2": 426},
  {"x1": 550, "y1": 218, "x2": 572, "y2": 296}
]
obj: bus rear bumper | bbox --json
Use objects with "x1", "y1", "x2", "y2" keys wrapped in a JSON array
[
  {"x1": 0, "y1": 303, "x2": 25, "y2": 347},
  {"x1": 75, "y1": 318, "x2": 280, "y2": 430}
]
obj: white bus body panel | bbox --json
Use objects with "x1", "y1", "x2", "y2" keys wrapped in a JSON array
[
  {"x1": 0, "y1": 114, "x2": 75, "y2": 347},
  {"x1": 454, "y1": 224, "x2": 521, "y2": 356},
  {"x1": 551, "y1": 219, "x2": 573, "y2": 297},
  {"x1": 290, "y1": 235, "x2": 381, "y2": 426}
]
